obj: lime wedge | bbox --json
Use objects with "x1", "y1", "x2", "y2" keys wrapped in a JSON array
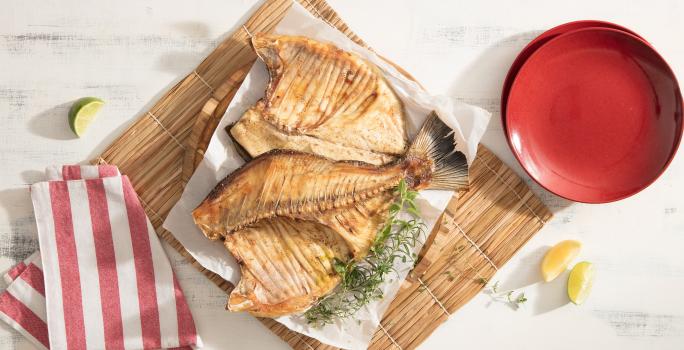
[
  {"x1": 568, "y1": 261, "x2": 594, "y2": 305},
  {"x1": 541, "y1": 240, "x2": 581, "y2": 282},
  {"x1": 69, "y1": 97, "x2": 104, "y2": 137}
]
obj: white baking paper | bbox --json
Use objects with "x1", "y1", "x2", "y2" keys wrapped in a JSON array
[{"x1": 163, "y1": 2, "x2": 490, "y2": 349}]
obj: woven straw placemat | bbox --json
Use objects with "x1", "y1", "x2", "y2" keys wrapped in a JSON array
[{"x1": 93, "y1": 0, "x2": 552, "y2": 348}]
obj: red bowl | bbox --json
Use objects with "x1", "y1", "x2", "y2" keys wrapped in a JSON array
[
  {"x1": 506, "y1": 27, "x2": 683, "y2": 203},
  {"x1": 501, "y1": 20, "x2": 643, "y2": 131}
]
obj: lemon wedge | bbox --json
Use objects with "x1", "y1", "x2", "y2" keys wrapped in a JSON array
[
  {"x1": 69, "y1": 97, "x2": 104, "y2": 137},
  {"x1": 568, "y1": 261, "x2": 594, "y2": 305},
  {"x1": 541, "y1": 240, "x2": 581, "y2": 282}
]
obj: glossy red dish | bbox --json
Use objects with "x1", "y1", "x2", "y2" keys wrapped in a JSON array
[
  {"x1": 501, "y1": 21, "x2": 643, "y2": 131},
  {"x1": 506, "y1": 28, "x2": 683, "y2": 203}
]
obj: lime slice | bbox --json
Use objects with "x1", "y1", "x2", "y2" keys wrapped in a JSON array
[
  {"x1": 541, "y1": 240, "x2": 581, "y2": 282},
  {"x1": 568, "y1": 261, "x2": 594, "y2": 305},
  {"x1": 69, "y1": 97, "x2": 104, "y2": 137}
]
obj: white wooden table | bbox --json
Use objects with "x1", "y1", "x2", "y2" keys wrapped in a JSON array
[{"x1": 1, "y1": 1, "x2": 683, "y2": 349}]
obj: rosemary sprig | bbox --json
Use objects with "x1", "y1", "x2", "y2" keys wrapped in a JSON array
[{"x1": 304, "y1": 179, "x2": 425, "y2": 326}]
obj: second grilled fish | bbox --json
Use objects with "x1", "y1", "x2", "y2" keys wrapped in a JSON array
[{"x1": 195, "y1": 113, "x2": 468, "y2": 251}]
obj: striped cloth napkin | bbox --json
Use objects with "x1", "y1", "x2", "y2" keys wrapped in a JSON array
[
  {"x1": 0, "y1": 251, "x2": 48, "y2": 348},
  {"x1": 0, "y1": 165, "x2": 200, "y2": 350}
]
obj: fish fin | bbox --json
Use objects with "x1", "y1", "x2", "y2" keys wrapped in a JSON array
[{"x1": 406, "y1": 111, "x2": 468, "y2": 191}]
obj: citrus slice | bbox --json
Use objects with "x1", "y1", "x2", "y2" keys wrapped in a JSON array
[
  {"x1": 568, "y1": 261, "x2": 594, "y2": 304},
  {"x1": 541, "y1": 240, "x2": 581, "y2": 282},
  {"x1": 68, "y1": 97, "x2": 104, "y2": 137}
]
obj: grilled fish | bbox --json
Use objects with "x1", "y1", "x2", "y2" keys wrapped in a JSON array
[
  {"x1": 196, "y1": 112, "x2": 467, "y2": 249},
  {"x1": 195, "y1": 113, "x2": 468, "y2": 317},
  {"x1": 230, "y1": 34, "x2": 408, "y2": 165},
  {"x1": 225, "y1": 218, "x2": 350, "y2": 317}
]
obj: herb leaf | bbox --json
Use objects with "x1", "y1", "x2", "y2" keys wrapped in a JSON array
[
  {"x1": 304, "y1": 179, "x2": 425, "y2": 326},
  {"x1": 482, "y1": 280, "x2": 529, "y2": 310}
]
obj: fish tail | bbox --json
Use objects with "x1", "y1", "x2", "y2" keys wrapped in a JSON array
[{"x1": 405, "y1": 112, "x2": 468, "y2": 191}]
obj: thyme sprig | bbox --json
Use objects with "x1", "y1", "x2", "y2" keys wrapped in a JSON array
[
  {"x1": 304, "y1": 179, "x2": 425, "y2": 326},
  {"x1": 479, "y1": 279, "x2": 528, "y2": 310}
]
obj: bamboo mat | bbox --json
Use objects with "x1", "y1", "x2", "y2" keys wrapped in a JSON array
[{"x1": 93, "y1": 0, "x2": 553, "y2": 349}]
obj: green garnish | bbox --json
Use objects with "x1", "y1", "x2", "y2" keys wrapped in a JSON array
[
  {"x1": 304, "y1": 179, "x2": 425, "y2": 326},
  {"x1": 482, "y1": 280, "x2": 528, "y2": 310},
  {"x1": 68, "y1": 97, "x2": 104, "y2": 137}
]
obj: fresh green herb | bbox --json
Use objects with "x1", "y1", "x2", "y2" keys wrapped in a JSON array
[
  {"x1": 504, "y1": 290, "x2": 528, "y2": 307},
  {"x1": 304, "y1": 179, "x2": 425, "y2": 326},
  {"x1": 516, "y1": 293, "x2": 528, "y2": 305},
  {"x1": 482, "y1": 280, "x2": 528, "y2": 310},
  {"x1": 491, "y1": 281, "x2": 500, "y2": 293},
  {"x1": 438, "y1": 239, "x2": 528, "y2": 310}
]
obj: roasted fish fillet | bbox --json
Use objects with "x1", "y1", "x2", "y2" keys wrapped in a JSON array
[
  {"x1": 230, "y1": 34, "x2": 408, "y2": 165},
  {"x1": 225, "y1": 218, "x2": 350, "y2": 317},
  {"x1": 194, "y1": 113, "x2": 468, "y2": 317}
]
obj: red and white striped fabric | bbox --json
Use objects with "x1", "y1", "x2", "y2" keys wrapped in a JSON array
[
  {"x1": 0, "y1": 165, "x2": 200, "y2": 350},
  {"x1": 2, "y1": 251, "x2": 40, "y2": 284},
  {"x1": 45, "y1": 164, "x2": 121, "y2": 182},
  {"x1": 0, "y1": 252, "x2": 49, "y2": 349}
]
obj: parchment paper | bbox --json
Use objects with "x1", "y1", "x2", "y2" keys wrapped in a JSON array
[{"x1": 163, "y1": 3, "x2": 490, "y2": 348}]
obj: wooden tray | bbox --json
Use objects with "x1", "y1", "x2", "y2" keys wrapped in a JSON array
[{"x1": 93, "y1": 0, "x2": 552, "y2": 348}]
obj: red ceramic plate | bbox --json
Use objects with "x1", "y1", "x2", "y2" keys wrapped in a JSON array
[
  {"x1": 506, "y1": 28, "x2": 683, "y2": 203},
  {"x1": 501, "y1": 21, "x2": 643, "y2": 130}
]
